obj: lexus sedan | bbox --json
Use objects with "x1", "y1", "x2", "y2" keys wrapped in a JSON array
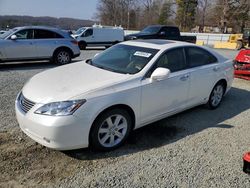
[
  {"x1": 15, "y1": 40, "x2": 234, "y2": 151},
  {"x1": 0, "y1": 26, "x2": 80, "y2": 65}
]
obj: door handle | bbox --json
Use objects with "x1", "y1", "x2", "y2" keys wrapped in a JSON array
[{"x1": 180, "y1": 74, "x2": 189, "y2": 81}]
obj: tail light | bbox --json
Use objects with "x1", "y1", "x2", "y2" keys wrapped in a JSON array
[{"x1": 71, "y1": 40, "x2": 78, "y2": 45}]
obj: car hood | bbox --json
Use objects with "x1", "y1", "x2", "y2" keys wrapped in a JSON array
[{"x1": 22, "y1": 61, "x2": 131, "y2": 103}]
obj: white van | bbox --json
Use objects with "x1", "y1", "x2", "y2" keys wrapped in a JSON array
[{"x1": 73, "y1": 25, "x2": 124, "y2": 49}]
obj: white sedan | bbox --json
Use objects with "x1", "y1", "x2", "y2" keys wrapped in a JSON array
[{"x1": 15, "y1": 40, "x2": 234, "y2": 151}]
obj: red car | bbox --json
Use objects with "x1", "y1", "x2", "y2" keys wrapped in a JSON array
[{"x1": 234, "y1": 49, "x2": 250, "y2": 80}]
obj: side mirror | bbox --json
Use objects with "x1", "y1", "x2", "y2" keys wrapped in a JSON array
[
  {"x1": 10, "y1": 35, "x2": 17, "y2": 40},
  {"x1": 160, "y1": 31, "x2": 166, "y2": 36},
  {"x1": 150, "y1": 68, "x2": 170, "y2": 82}
]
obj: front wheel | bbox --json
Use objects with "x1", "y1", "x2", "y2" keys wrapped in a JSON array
[
  {"x1": 90, "y1": 109, "x2": 132, "y2": 151},
  {"x1": 54, "y1": 49, "x2": 71, "y2": 65},
  {"x1": 78, "y1": 42, "x2": 86, "y2": 50},
  {"x1": 207, "y1": 83, "x2": 225, "y2": 109}
]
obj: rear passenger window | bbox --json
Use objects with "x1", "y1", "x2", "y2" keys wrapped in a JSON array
[
  {"x1": 155, "y1": 48, "x2": 186, "y2": 72},
  {"x1": 34, "y1": 29, "x2": 63, "y2": 39},
  {"x1": 186, "y1": 47, "x2": 217, "y2": 68}
]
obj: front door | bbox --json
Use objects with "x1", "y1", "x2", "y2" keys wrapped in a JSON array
[
  {"x1": 140, "y1": 48, "x2": 190, "y2": 125},
  {"x1": 4, "y1": 29, "x2": 37, "y2": 60},
  {"x1": 80, "y1": 28, "x2": 94, "y2": 45}
]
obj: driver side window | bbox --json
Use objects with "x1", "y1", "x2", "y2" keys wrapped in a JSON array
[
  {"x1": 14, "y1": 29, "x2": 33, "y2": 39},
  {"x1": 146, "y1": 48, "x2": 186, "y2": 78},
  {"x1": 81, "y1": 29, "x2": 93, "y2": 37},
  {"x1": 155, "y1": 48, "x2": 186, "y2": 72}
]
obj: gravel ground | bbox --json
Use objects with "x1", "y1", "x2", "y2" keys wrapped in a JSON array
[{"x1": 1, "y1": 49, "x2": 250, "y2": 188}]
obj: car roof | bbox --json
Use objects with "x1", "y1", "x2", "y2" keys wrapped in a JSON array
[
  {"x1": 122, "y1": 39, "x2": 197, "y2": 50},
  {"x1": 121, "y1": 39, "x2": 226, "y2": 61},
  {"x1": 144, "y1": 25, "x2": 179, "y2": 28},
  {"x1": 13, "y1": 26, "x2": 70, "y2": 38}
]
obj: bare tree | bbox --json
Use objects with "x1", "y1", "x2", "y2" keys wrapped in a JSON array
[{"x1": 197, "y1": 0, "x2": 210, "y2": 32}]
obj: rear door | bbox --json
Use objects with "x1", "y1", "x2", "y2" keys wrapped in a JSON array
[
  {"x1": 184, "y1": 47, "x2": 220, "y2": 107},
  {"x1": 3, "y1": 29, "x2": 37, "y2": 59},
  {"x1": 33, "y1": 29, "x2": 64, "y2": 58}
]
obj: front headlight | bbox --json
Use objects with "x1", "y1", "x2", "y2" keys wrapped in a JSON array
[{"x1": 35, "y1": 99, "x2": 86, "y2": 116}]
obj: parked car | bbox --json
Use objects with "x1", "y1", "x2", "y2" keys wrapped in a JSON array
[
  {"x1": 72, "y1": 25, "x2": 124, "y2": 49},
  {"x1": 15, "y1": 40, "x2": 234, "y2": 151},
  {"x1": 125, "y1": 25, "x2": 196, "y2": 43},
  {"x1": 0, "y1": 26, "x2": 80, "y2": 65},
  {"x1": 236, "y1": 28, "x2": 250, "y2": 49}
]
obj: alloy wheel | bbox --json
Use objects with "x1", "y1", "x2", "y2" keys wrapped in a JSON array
[
  {"x1": 211, "y1": 85, "x2": 224, "y2": 107},
  {"x1": 98, "y1": 114, "x2": 128, "y2": 148},
  {"x1": 57, "y1": 51, "x2": 70, "y2": 64}
]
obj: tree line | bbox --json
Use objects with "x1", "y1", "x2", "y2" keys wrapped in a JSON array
[
  {"x1": 95, "y1": 0, "x2": 250, "y2": 33},
  {"x1": 0, "y1": 15, "x2": 94, "y2": 30}
]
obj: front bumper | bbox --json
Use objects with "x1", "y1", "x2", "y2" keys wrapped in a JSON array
[
  {"x1": 73, "y1": 53, "x2": 81, "y2": 58},
  {"x1": 15, "y1": 100, "x2": 91, "y2": 150}
]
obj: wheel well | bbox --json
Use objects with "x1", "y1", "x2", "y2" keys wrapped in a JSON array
[
  {"x1": 89, "y1": 104, "x2": 136, "y2": 141},
  {"x1": 79, "y1": 41, "x2": 86, "y2": 45},
  {"x1": 216, "y1": 79, "x2": 227, "y2": 94},
  {"x1": 53, "y1": 47, "x2": 73, "y2": 58}
]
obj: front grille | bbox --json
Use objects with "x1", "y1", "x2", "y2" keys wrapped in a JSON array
[{"x1": 18, "y1": 93, "x2": 36, "y2": 113}]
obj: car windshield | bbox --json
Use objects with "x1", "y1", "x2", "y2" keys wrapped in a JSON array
[
  {"x1": 0, "y1": 29, "x2": 17, "y2": 39},
  {"x1": 88, "y1": 44, "x2": 159, "y2": 74},
  {"x1": 141, "y1": 26, "x2": 161, "y2": 34},
  {"x1": 75, "y1": 27, "x2": 87, "y2": 35}
]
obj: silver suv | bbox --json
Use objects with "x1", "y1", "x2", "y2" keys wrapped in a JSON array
[{"x1": 0, "y1": 26, "x2": 80, "y2": 65}]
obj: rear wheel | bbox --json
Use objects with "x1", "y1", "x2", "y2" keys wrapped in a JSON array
[
  {"x1": 54, "y1": 49, "x2": 72, "y2": 65},
  {"x1": 90, "y1": 109, "x2": 132, "y2": 151},
  {"x1": 207, "y1": 82, "x2": 225, "y2": 109}
]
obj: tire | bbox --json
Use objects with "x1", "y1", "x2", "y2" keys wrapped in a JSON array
[
  {"x1": 207, "y1": 82, "x2": 225, "y2": 109},
  {"x1": 90, "y1": 109, "x2": 132, "y2": 151},
  {"x1": 78, "y1": 41, "x2": 86, "y2": 50},
  {"x1": 54, "y1": 49, "x2": 72, "y2": 65},
  {"x1": 236, "y1": 41, "x2": 243, "y2": 50}
]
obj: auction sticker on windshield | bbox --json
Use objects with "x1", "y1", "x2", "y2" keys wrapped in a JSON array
[{"x1": 134, "y1": 51, "x2": 152, "y2": 58}]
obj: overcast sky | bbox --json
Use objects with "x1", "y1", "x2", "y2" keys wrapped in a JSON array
[{"x1": 0, "y1": 0, "x2": 99, "y2": 20}]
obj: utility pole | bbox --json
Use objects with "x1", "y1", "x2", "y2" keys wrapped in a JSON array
[{"x1": 127, "y1": 10, "x2": 130, "y2": 29}]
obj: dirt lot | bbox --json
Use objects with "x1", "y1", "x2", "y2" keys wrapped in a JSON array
[{"x1": 1, "y1": 49, "x2": 250, "y2": 188}]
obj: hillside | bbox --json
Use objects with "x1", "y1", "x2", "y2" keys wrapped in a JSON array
[{"x1": 0, "y1": 15, "x2": 95, "y2": 30}]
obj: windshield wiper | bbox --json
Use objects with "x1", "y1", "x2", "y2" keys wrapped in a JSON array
[
  {"x1": 86, "y1": 59, "x2": 108, "y2": 71},
  {"x1": 93, "y1": 63, "x2": 127, "y2": 74}
]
